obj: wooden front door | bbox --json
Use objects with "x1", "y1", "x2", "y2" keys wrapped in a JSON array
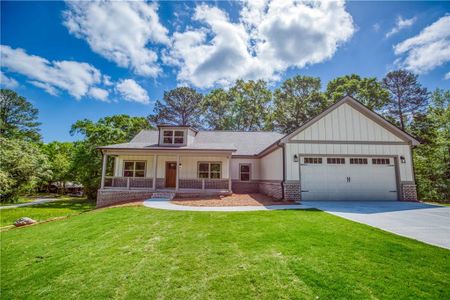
[{"x1": 165, "y1": 162, "x2": 177, "y2": 188}]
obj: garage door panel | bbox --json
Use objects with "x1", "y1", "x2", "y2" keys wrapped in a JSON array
[{"x1": 300, "y1": 157, "x2": 397, "y2": 201}]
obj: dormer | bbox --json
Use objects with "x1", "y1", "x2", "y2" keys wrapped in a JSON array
[{"x1": 157, "y1": 125, "x2": 197, "y2": 146}]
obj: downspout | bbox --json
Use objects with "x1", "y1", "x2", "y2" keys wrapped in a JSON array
[{"x1": 281, "y1": 143, "x2": 285, "y2": 200}]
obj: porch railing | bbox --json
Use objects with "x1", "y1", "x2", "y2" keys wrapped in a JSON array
[
  {"x1": 179, "y1": 178, "x2": 229, "y2": 190},
  {"x1": 104, "y1": 177, "x2": 153, "y2": 189}
]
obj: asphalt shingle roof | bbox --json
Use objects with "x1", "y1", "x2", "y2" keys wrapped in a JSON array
[{"x1": 100, "y1": 130, "x2": 284, "y2": 156}]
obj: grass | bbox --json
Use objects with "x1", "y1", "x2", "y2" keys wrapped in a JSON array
[
  {"x1": 1, "y1": 206, "x2": 449, "y2": 299},
  {"x1": 424, "y1": 201, "x2": 450, "y2": 207},
  {"x1": 0, "y1": 198, "x2": 95, "y2": 227},
  {"x1": 0, "y1": 193, "x2": 77, "y2": 206}
]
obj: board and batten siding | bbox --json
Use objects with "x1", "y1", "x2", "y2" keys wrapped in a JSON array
[
  {"x1": 114, "y1": 155, "x2": 154, "y2": 177},
  {"x1": 291, "y1": 103, "x2": 403, "y2": 142},
  {"x1": 260, "y1": 148, "x2": 283, "y2": 180}
]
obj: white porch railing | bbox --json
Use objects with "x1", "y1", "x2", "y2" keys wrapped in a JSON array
[
  {"x1": 178, "y1": 178, "x2": 229, "y2": 190},
  {"x1": 103, "y1": 176, "x2": 229, "y2": 190}
]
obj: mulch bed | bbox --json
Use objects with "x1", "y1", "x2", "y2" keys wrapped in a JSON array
[{"x1": 172, "y1": 193, "x2": 297, "y2": 207}]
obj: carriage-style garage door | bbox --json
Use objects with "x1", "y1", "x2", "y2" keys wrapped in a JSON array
[{"x1": 300, "y1": 156, "x2": 398, "y2": 201}]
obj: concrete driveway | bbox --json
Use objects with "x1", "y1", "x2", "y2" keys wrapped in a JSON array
[{"x1": 302, "y1": 201, "x2": 450, "y2": 249}]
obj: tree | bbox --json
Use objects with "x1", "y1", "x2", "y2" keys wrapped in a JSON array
[
  {"x1": 42, "y1": 142, "x2": 75, "y2": 193},
  {"x1": 202, "y1": 88, "x2": 234, "y2": 130},
  {"x1": 148, "y1": 87, "x2": 203, "y2": 128},
  {"x1": 382, "y1": 70, "x2": 429, "y2": 131},
  {"x1": 0, "y1": 137, "x2": 51, "y2": 202},
  {"x1": 410, "y1": 89, "x2": 449, "y2": 201},
  {"x1": 70, "y1": 115, "x2": 151, "y2": 199},
  {"x1": 0, "y1": 89, "x2": 41, "y2": 142},
  {"x1": 272, "y1": 76, "x2": 328, "y2": 133},
  {"x1": 325, "y1": 74, "x2": 389, "y2": 110},
  {"x1": 202, "y1": 80, "x2": 272, "y2": 131}
]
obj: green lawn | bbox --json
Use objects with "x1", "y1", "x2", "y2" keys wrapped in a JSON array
[
  {"x1": 0, "y1": 193, "x2": 77, "y2": 206},
  {"x1": 1, "y1": 206, "x2": 449, "y2": 299},
  {"x1": 0, "y1": 198, "x2": 94, "y2": 227}
]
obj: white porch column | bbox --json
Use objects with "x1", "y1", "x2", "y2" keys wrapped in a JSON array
[
  {"x1": 152, "y1": 154, "x2": 157, "y2": 191},
  {"x1": 101, "y1": 152, "x2": 107, "y2": 189},
  {"x1": 228, "y1": 155, "x2": 232, "y2": 192},
  {"x1": 176, "y1": 155, "x2": 180, "y2": 191}
]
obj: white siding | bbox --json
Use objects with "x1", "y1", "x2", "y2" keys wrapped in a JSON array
[
  {"x1": 115, "y1": 155, "x2": 154, "y2": 177},
  {"x1": 285, "y1": 143, "x2": 413, "y2": 182},
  {"x1": 114, "y1": 154, "x2": 230, "y2": 179},
  {"x1": 231, "y1": 159, "x2": 260, "y2": 180},
  {"x1": 291, "y1": 103, "x2": 403, "y2": 142},
  {"x1": 260, "y1": 148, "x2": 283, "y2": 180}
]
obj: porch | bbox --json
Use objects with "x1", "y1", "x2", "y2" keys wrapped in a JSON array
[{"x1": 100, "y1": 152, "x2": 232, "y2": 193}]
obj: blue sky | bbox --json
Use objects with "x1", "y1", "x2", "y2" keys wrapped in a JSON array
[{"x1": 1, "y1": 1, "x2": 449, "y2": 142}]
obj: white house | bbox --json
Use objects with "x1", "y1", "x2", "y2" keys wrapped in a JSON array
[{"x1": 97, "y1": 96, "x2": 419, "y2": 207}]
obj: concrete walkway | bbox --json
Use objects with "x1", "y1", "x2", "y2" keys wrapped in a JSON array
[
  {"x1": 143, "y1": 198, "x2": 305, "y2": 212},
  {"x1": 0, "y1": 198, "x2": 60, "y2": 210},
  {"x1": 302, "y1": 201, "x2": 450, "y2": 249}
]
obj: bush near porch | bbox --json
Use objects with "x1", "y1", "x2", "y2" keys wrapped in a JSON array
[{"x1": 1, "y1": 206, "x2": 449, "y2": 299}]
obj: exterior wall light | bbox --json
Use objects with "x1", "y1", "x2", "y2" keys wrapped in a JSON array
[
  {"x1": 293, "y1": 154, "x2": 299, "y2": 162},
  {"x1": 400, "y1": 155, "x2": 406, "y2": 163}
]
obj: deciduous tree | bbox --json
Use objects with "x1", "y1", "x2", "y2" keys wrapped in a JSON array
[
  {"x1": 272, "y1": 76, "x2": 328, "y2": 133},
  {"x1": 325, "y1": 74, "x2": 389, "y2": 110},
  {"x1": 0, "y1": 89, "x2": 41, "y2": 142}
]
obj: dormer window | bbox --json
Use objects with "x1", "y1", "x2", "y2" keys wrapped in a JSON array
[{"x1": 163, "y1": 130, "x2": 185, "y2": 145}]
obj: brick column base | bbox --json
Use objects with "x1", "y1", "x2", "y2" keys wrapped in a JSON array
[
  {"x1": 258, "y1": 181, "x2": 283, "y2": 200},
  {"x1": 401, "y1": 184, "x2": 418, "y2": 202},
  {"x1": 283, "y1": 182, "x2": 301, "y2": 202}
]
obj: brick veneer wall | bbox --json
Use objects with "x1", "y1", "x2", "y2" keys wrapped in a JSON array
[
  {"x1": 401, "y1": 183, "x2": 418, "y2": 201},
  {"x1": 258, "y1": 181, "x2": 283, "y2": 200},
  {"x1": 283, "y1": 182, "x2": 301, "y2": 202},
  {"x1": 97, "y1": 190, "x2": 154, "y2": 208},
  {"x1": 232, "y1": 181, "x2": 259, "y2": 193}
]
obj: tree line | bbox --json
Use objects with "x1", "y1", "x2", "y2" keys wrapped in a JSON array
[{"x1": 0, "y1": 69, "x2": 448, "y2": 202}]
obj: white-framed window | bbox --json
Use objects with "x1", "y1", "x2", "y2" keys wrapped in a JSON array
[
  {"x1": 372, "y1": 158, "x2": 390, "y2": 165},
  {"x1": 240, "y1": 164, "x2": 251, "y2": 181},
  {"x1": 123, "y1": 161, "x2": 146, "y2": 177},
  {"x1": 350, "y1": 158, "x2": 368, "y2": 165},
  {"x1": 163, "y1": 130, "x2": 185, "y2": 144},
  {"x1": 327, "y1": 158, "x2": 345, "y2": 164},
  {"x1": 198, "y1": 162, "x2": 221, "y2": 179},
  {"x1": 304, "y1": 157, "x2": 322, "y2": 164}
]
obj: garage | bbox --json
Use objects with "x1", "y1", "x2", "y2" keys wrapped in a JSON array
[{"x1": 300, "y1": 156, "x2": 398, "y2": 201}]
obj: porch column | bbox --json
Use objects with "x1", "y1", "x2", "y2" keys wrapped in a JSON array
[
  {"x1": 228, "y1": 155, "x2": 232, "y2": 192},
  {"x1": 152, "y1": 154, "x2": 157, "y2": 191},
  {"x1": 100, "y1": 152, "x2": 107, "y2": 189},
  {"x1": 176, "y1": 155, "x2": 180, "y2": 191}
]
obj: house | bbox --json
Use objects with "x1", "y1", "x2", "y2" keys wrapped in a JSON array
[{"x1": 97, "y1": 96, "x2": 419, "y2": 207}]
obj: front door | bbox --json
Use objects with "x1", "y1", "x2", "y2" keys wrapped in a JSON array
[{"x1": 165, "y1": 162, "x2": 177, "y2": 188}]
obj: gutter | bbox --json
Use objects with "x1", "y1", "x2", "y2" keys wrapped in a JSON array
[{"x1": 281, "y1": 142, "x2": 285, "y2": 200}]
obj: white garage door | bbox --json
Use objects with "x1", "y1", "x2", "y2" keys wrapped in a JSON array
[{"x1": 300, "y1": 157, "x2": 398, "y2": 201}]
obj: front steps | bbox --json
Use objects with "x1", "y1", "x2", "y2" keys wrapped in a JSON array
[{"x1": 150, "y1": 192, "x2": 176, "y2": 201}]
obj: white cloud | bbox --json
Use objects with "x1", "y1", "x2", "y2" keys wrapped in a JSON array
[
  {"x1": 394, "y1": 15, "x2": 450, "y2": 73},
  {"x1": 372, "y1": 23, "x2": 381, "y2": 33},
  {"x1": 1, "y1": 45, "x2": 109, "y2": 100},
  {"x1": 115, "y1": 79, "x2": 150, "y2": 104},
  {"x1": 0, "y1": 71, "x2": 18, "y2": 88},
  {"x1": 445, "y1": 72, "x2": 450, "y2": 80},
  {"x1": 164, "y1": 0, "x2": 355, "y2": 88},
  {"x1": 63, "y1": 0, "x2": 169, "y2": 77},
  {"x1": 88, "y1": 87, "x2": 109, "y2": 102},
  {"x1": 386, "y1": 16, "x2": 417, "y2": 38}
]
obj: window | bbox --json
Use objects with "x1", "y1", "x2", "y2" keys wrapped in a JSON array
[
  {"x1": 240, "y1": 164, "x2": 251, "y2": 181},
  {"x1": 304, "y1": 157, "x2": 322, "y2": 164},
  {"x1": 123, "y1": 161, "x2": 146, "y2": 177},
  {"x1": 327, "y1": 158, "x2": 345, "y2": 164},
  {"x1": 163, "y1": 130, "x2": 184, "y2": 144},
  {"x1": 349, "y1": 158, "x2": 368, "y2": 164},
  {"x1": 198, "y1": 162, "x2": 221, "y2": 179},
  {"x1": 372, "y1": 158, "x2": 390, "y2": 165}
]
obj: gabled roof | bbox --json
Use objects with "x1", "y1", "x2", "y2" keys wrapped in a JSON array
[{"x1": 280, "y1": 96, "x2": 420, "y2": 145}]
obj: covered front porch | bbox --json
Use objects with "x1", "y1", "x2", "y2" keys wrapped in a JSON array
[{"x1": 100, "y1": 150, "x2": 233, "y2": 194}]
